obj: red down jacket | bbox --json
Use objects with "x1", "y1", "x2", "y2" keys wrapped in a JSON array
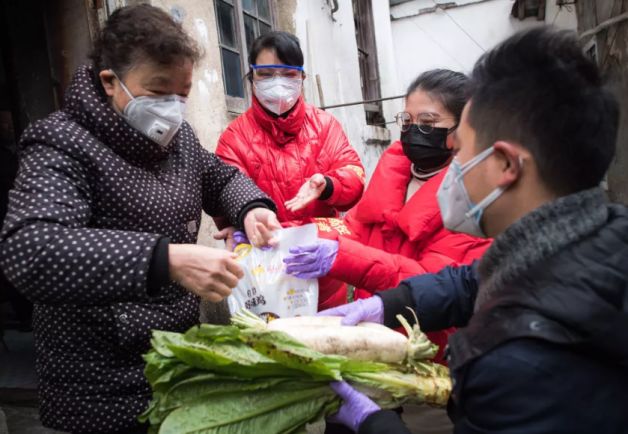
[
  {"x1": 216, "y1": 96, "x2": 365, "y2": 223},
  {"x1": 313, "y1": 141, "x2": 492, "y2": 362}
]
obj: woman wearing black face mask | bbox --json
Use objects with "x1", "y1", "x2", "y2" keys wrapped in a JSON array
[
  {"x1": 285, "y1": 70, "x2": 493, "y2": 432},
  {"x1": 398, "y1": 111, "x2": 457, "y2": 180},
  {"x1": 286, "y1": 69, "x2": 492, "y2": 426}
]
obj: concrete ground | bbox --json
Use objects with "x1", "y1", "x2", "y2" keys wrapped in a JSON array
[{"x1": 402, "y1": 404, "x2": 453, "y2": 434}]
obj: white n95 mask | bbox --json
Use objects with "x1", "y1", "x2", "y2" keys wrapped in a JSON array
[
  {"x1": 113, "y1": 71, "x2": 187, "y2": 147},
  {"x1": 253, "y1": 76, "x2": 302, "y2": 115}
]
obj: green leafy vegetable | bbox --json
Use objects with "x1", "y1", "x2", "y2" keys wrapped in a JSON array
[{"x1": 140, "y1": 311, "x2": 451, "y2": 433}]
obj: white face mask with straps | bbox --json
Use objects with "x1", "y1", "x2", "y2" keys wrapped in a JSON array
[
  {"x1": 113, "y1": 70, "x2": 187, "y2": 147},
  {"x1": 253, "y1": 76, "x2": 302, "y2": 115},
  {"x1": 437, "y1": 146, "x2": 515, "y2": 238}
]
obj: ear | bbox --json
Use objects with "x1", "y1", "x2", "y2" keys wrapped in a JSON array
[
  {"x1": 493, "y1": 141, "x2": 523, "y2": 188},
  {"x1": 99, "y1": 70, "x2": 116, "y2": 97}
]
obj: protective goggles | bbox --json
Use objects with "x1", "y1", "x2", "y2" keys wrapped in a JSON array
[{"x1": 250, "y1": 64, "x2": 304, "y2": 80}]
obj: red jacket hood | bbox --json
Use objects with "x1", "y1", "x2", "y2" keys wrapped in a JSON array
[{"x1": 354, "y1": 141, "x2": 446, "y2": 243}]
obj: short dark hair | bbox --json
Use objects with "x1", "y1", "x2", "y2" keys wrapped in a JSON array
[
  {"x1": 247, "y1": 31, "x2": 304, "y2": 80},
  {"x1": 406, "y1": 69, "x2": 470, "y2": 123},
  {"x1": 90, "y1": 4, "x2": 202, "y2": 76},
  {"x1": 468, "y1": 26, "x2": 619, "y2": 195}
]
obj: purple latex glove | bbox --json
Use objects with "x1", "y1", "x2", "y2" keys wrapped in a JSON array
[
  {"x1": 283, "y1": 239, "x2": 339, "y2": 279},
  {"x1": 233, "y1": 230, "x2": 272, "y2": 251},
  {"x1": 317, "y1": 297, "x2": 384, "y2": 326},
  {"x1": 329, "y1": 381, "x2": 380, "y2": 432},
  {"x1": 233, "y1": 230, "x2": 249, "y2": 247}
]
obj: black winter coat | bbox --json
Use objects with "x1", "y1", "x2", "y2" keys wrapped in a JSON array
[
  {"x1": 0, "y1": 65, "x2": 274, "y2": 433},
  {"x1": 370, "y1": 189, "x2": 628, "y2": 434}
]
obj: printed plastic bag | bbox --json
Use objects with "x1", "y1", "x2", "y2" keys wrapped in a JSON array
[{"x1": 227, "y1": 224, "x2": 319, "y2": 320}]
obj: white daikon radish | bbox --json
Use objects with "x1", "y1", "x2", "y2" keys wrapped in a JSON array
[
  {"x1": 232, "y1": 309, "x2": 438, "y2": 365},
  {"x1": 267, "y1": 319, "x2": 408, "y2": 363}
]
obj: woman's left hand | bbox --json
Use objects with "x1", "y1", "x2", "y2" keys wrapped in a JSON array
[
  {"x1": 243, "y1": 207, "x2": 281, "y2": 248},
  {"x1": 285, "y1": 173, "x2": 327, "y2": 212}
]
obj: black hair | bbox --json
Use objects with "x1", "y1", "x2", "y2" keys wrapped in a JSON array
[
  {"x1": 90, "y1": 4, "x2": 202, "y2": 76},
  {"x1": 406, "y1": 69, "x2": 470, "y2": 123},
  {"x1": 468, "y1": 26, "x2": 618, "y2": 195},
  {"x1": 247, "y1": 31, "x2": 304, "y2": 81}
]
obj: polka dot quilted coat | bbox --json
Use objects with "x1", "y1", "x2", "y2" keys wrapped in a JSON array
[{"x1": 0, "y1": 65, "x2": 274, "y2": 433}]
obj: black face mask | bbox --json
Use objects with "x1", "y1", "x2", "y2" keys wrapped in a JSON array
[{"x1": 401, "y1": 124, "x2": 453, "y2": 172}]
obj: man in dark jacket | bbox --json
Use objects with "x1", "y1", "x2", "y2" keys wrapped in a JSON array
[{"x1": 321, "y1": 27, "x2": 628, "y2": 434}]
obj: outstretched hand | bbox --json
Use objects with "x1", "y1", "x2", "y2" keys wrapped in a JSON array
[{"x1": 285, "y1": 173, "x2": 327, "y2": 212}]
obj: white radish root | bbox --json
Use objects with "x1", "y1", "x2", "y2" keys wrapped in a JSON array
[{"x1": 266, "y1": 316, "x2": 408, "y2": 364}]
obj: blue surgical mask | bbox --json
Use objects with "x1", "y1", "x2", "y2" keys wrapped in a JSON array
[
  {"x1": 437, "y1": 146, "x2": 506, "y2": 238},
  {"x1": 113, "y1": 70, "x2": 187, "y2": 147}
]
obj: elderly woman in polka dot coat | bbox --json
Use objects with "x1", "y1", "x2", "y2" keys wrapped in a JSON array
[{"x1": 0, "y1": 5, "x2": 281, "y2": 434}]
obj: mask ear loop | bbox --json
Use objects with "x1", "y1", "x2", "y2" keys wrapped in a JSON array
[
  {"x1": 464, "y1": 186, "x2": 506, "y2": 221},
  {"x1": 453, "y1": 145, "x2": 495, "y2": 184},
  {"x1": 464, "y1": 151, "x2": 524, "y2": 221},
  {"x1": 110, "y1": 70, "x2": 135, "y2": 100}
]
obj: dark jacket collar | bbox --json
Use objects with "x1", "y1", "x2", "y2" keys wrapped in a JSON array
[{"x1": 476, "y1": 187, "x2": 609, "y2": 309}]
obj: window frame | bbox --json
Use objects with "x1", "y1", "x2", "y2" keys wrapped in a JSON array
[
  {"x1": 215, "y1": 0, "x2": 276, "y2": 114},
  {"x1": 352, "y1": 0, "x2": 385, "y2": 126}
]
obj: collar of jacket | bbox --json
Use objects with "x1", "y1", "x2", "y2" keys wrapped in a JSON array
[
  {"x1": 251, "y1": 95, "x2": 305, "y2": 146},
  {"x1": 477, "y1": 187, "x2": 608, "y2": 310},
  {"x1": 63, "y1": 65, "x2": 175, "y2": 166},
  {"x1": 354, "y1": 141, "x2": 445, "y2": 242},
  {"x1": 448, "y1": 188, "x2": 628, "y2": 371}
]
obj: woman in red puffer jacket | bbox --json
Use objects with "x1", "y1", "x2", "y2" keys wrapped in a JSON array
[
  {"x1": 285, "y1": 70, "x2": 492, "y2": 363},
  {"x1": 214, "y1": 32, "x2": 364, "y2": 244}
]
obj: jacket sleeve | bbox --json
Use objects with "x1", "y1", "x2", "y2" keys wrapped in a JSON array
[
  {"x1": 320, "y1": 117, "x2": 365, "y2": 210},
  {"x1": 200, "y1": 149, "x2": 275, "y2": 228},
  {"x1": 327, "y1": 236, "x2": 428, "y2": 292},
  {"x1": 0, "y1": 142, "x2": 163, "y2": 306},
  {"x1": 378, "y1": 263, "x2": 479, "y2": 331}
]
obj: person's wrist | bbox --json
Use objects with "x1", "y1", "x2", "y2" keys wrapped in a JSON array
[
  {"x1": 356, "y1": 407, "x2": 380, "y2": 432},
  {"x1": 318, "y1": 176, "x2": 334, "y2": 201},
  {"x1": 371, "y1": 296, "x2": 385, "y2": 324},
  {"x1": 238, "y1": 201, "x2": 270, "y2": 228},
  {"x1": 168, "y1": 244, "x2": 188, "y2": 283}
]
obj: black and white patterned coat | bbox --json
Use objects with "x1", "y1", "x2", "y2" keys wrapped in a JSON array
[{"x1": 0, "y1": 65, "x2": 274, "y2": 433}]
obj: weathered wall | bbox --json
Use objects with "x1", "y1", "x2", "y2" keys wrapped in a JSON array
[
  {"x1": 577, "y1": 0, "x2": 628, "y2": 205},
  {"x1": 390, "y1": 0, "x2": 577, "y2": 88},
  {"x1": 387, "y1": 0, "x2": 577, "y2": 147},
  {"x1": 274, "y1": 0, "x2": 297, "y2": 34},
  {"x1": 373, "y1": 0, "x2": 404, "y2": 140}
]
